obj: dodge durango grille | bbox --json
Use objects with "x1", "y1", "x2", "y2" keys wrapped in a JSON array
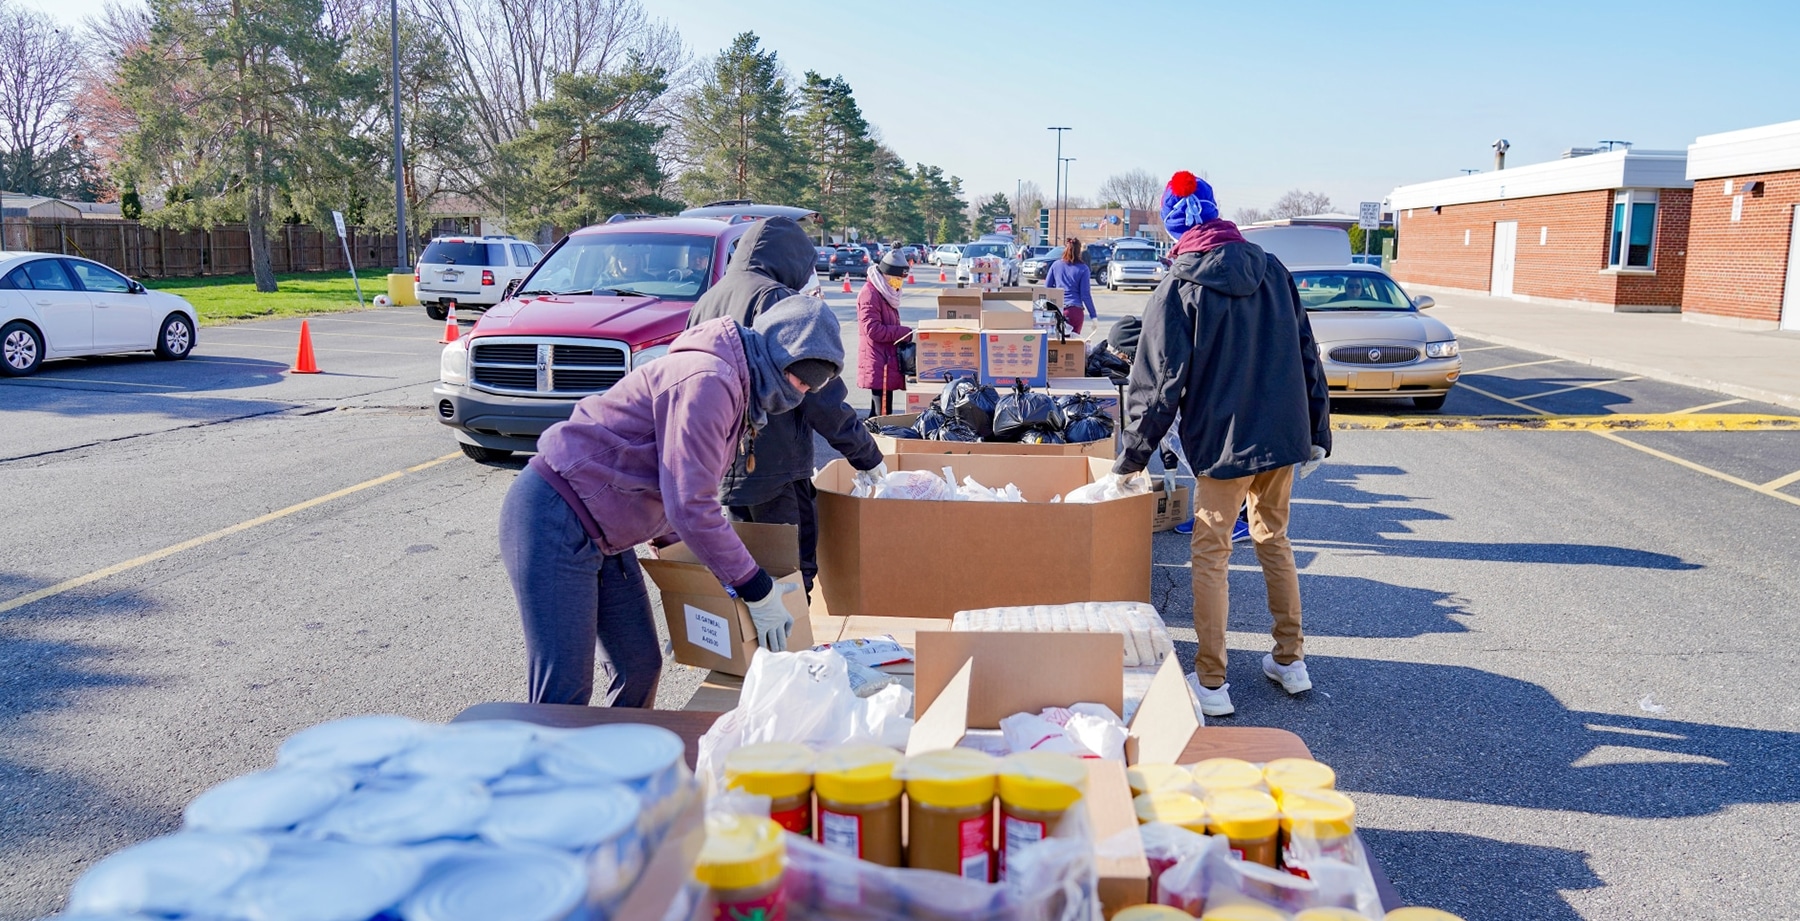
[{"x1": 468, "y1": 338, "x2": 631, "y2": 396}]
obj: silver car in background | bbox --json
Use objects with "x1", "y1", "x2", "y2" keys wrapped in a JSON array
[{"x1": 1104, "y1": 242, "x2": 1165, "y2": 290}]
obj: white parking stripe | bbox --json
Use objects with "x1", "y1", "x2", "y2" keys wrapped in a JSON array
[
  {"x1": 1670, "y1": 399, "x2": 1746, "y2": 414},
  {"x1": 1517, "y1": 376, "x2": 1641, "y2": 400},
  {"x1": 1465, "y1": 358, "x2": 1564, "y2": 375}
]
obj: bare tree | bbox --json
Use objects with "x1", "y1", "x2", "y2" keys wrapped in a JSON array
[
  {"x1": 1270, "y1": 189, "x2": 1333, "y2": 219},
  {"x1": 0, "y1": 1, "x2": 82, "y2": 195},
  {"x1": 1233, "y1": 206, "x2": 1271, "y2": 225},
  {"x1": 72, "y1": 1, "x2": 153, "y2": 183},
  {"x1": 1097, "y1": 168, "x2": 1160, "y2": 213}
]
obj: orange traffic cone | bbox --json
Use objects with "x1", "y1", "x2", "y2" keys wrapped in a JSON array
[
  {"x1": 841, "y1": 277, "x2": 853, "y2": 293},
  {"x1": 291, "y1": 321, "x2": 320, "y2": 374},
  {"x1": 938, "y1": 269, "x2": 947, "y2": 282},
  {"x1": 440, "y1": 303, "x2": 460, "y2": 344},
  {"x1": 906, "y1": 272, "x2": 916, "y2": 285}
]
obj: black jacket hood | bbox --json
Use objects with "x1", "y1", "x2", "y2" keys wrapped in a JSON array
[
  {"x1": 1171, "y1": 241, "x2": 1267, "y2": 298},
  {"x1": 730, "y1": 216, "x2": 816, "y2": 291}
]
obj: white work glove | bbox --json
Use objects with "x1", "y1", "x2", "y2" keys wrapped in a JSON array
[
  {"x1": 852, "y1": 461, "x2": 888, "y2": 496},
  {"x1": 743, "y1": 581, "x2": 797, "y2": 652},
  {"x1": 1297, "y1": 445, "x2": 1327, "y2": 479}
]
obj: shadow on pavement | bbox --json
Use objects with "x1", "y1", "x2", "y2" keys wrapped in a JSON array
[
  {"x1": 27, "y1": 352, "x2": 292, "y2": 392},
  {"x1": 1359, "y1": 828, "x2": 1602, "y2": 921}
]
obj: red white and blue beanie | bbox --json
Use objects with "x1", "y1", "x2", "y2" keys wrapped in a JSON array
[{"x1": 1160, "y1": 171, "x2": 1220, "y2": 237}]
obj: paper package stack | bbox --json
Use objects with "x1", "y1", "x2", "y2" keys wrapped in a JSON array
[{"x1": 950, "y1": 601, "x2": 1174, "y2": 668}]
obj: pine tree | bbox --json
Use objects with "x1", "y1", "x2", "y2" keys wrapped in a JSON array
[
  {"x1": 972, "y1": 192, "x2": 1011, "y2": 238},
  {"x1": 793, "y1": 72, "x2": 876, "y2": 243},
  {"x1": 676, "y1": 32, "x2": 803, "y2": 206},
  {"x1": 501, "y1": 65, "x2": 678, "y2": 230}
]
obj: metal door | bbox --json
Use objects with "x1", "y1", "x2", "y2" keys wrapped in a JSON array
[
  {"x1": 18, "y1": 258, "x2": 93, "y2": 353},
  {"x1": 1782, "y1": 205, "x2": 1800, "y2": 332},
  {"x1": 1490, "y1": 221, "x2": 1518, "y2": 298}
]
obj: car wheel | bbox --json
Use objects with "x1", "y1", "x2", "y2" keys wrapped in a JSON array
[
  {"x1": 425, "y1": 302, "x2": 447, "y2": 321},
  {"x1": 155, "y1": 313, "x2": 196, "y2": 360},
  {"x1": 459, "y1": 442, "x2": 512, "y2": 463},
  {"x1": 1412, "y1": 394, "x2": 1449, "y2": 412},
  {"x1": 1, "y1": 320, "x2": 44, "y2": 376}
]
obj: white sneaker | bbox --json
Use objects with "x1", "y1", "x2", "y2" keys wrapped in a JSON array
[
  {"x1": 1186, "y1": 672, "x2": 1235, "y2": 716},
  {"x1": 1263, "y1": 654, "x2": 1312, "y2": 695}
]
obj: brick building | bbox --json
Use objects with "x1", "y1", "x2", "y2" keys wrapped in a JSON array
[
  {"x1": 1040, "y1": 207, "x2": 1160, "y2": 247},
  {"x1": 1681, "y1": 120, "x2": 1800, "y2": 331},
  {"x1": 1388, "y1": 148, "x2": 1692, "y2": 311}
]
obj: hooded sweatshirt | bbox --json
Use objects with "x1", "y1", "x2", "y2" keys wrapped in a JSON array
[
  {"x1": 1115, "y1": 238, "x2": 1331, "y2": 479},
  {"x1": 687, "y1": 217, "x2": 818, "y2": 328},
  {"x1": 531, "y1": 318, "x2": 762, "y2": 589}
]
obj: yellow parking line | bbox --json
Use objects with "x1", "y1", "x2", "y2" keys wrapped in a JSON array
[
  {"x1": 1763, "y1": 469, "x2": 1800, "y2": 491},
  {"x1": 1594, "y1": 431, "x2": 1800, "y2": 509},
  {"x1": 1467, "y1": 358, "x2": 1564, "y2": 374},
  {"x1": 1452, "y1": 382, "x2": 1543, "y2": 413},
  {"x1": 1671, "y1": 399, "x2": 1745, "y2": 414},
  {"x1": 1517, "y1": 376, "x2": 1641, "y2": 400},
  {"x1": 0, "y1": 451, "x2": 460, "y2": 616}
]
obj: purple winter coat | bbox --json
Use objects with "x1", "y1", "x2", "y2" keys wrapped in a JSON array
[
  {"x1": 856, "y1": 279, "x2": 911, "y2": 392},
  {"x1": 534, "y1": 318, "x2": 760, "y2": 588}
]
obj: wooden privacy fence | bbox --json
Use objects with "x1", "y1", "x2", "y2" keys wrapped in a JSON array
[{"x1": 0, "y1": 219, "x2": 403, "y2": 279}]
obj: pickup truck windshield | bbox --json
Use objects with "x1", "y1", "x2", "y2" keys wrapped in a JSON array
[
  {"x1": 1294, "y1": 272, "x2": 1415, "y2": 311},
  {"x1": 524, "y1": 233, "x2": 716, "y2": 300}
]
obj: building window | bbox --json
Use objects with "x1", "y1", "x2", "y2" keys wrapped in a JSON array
[{"x1": 1608, "y1": 190, "x2": 1658, "y2": 269}]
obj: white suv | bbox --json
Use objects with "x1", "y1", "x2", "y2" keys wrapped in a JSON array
[
  {"x1": 414, "y1": 236, "x2": 544, "y2": 319},
  {"x1": 1105, "y1": 242, "x2": 1166, "y2": 290}
]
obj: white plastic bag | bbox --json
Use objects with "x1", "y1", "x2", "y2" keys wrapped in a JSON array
[
  {"x1": 997, "y1": 704, "x2": 1127, "y2": 760},
  {"x1": 693, "y1": 649, "x2": 913, "y2": 790},
  {"x1": 1059, "y1": 471, "x2": 1151, "y2": 504},
  {"x1": 957, "y1": 475, "x2": 1027, "y2": 502},
  {"x1": 858, "y1": 469, "x2": 955, "y2": 501}
]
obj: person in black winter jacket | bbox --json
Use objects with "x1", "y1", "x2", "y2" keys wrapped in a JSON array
[
  {"x1": 1114, "y1": 172, "x2": 1331, "y2": 718},
  {"x1": 689, "y1": 217, "x2": 885, "y2": 593}
]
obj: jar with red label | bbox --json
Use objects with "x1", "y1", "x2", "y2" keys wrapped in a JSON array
[
  {"x1": 812, "y1": 745, "x2": 903, "y2": 867},
  {"x1": 996, "y1": 752, "x2": 1087, "y2": 880},
  {"x1": 901, "y1": 748, "x2": 998, "y2": 881},
  {"x1": 695, "y1": 814, "x2": 787, "y2": 921},
  {"x1": 725, "y1": 742, "x2": 815, "y2": 836}
]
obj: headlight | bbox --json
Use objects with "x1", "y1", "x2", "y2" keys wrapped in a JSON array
[
  {"x1": 1425, "y1": 339, "x2": 1459, "y2": 359},
  {"x1": 440, "y1": 338, "x2": 469, "y2": 384},
  {"x1": 634, "y1": 344, "x2": 671, "y2": 366}
]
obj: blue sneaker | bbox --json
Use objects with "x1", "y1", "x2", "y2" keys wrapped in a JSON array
[
  {"x1": 1232, "y1": 518, "x2": 1251, "y2": 543},
  {"x1": 1174, "y1": 518, "x2": 1194, "y2": 534}
]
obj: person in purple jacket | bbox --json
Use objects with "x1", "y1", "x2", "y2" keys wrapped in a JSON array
[
  {"x1": 1043, "y1": 237, "x2": 1098, "y2": 334},
  {"x1": 499, "y1": 296, "x2": 845, "y2": 707}
]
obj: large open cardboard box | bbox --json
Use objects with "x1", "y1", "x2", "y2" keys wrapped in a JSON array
[
  {"x1": 906, "y1": 631, "x2": 1202, "y2": 915},
  {"x1": 641, "y1": 522, "x2": 814, "y2": 677},
  {"x1": 936, "y1": 292, "x2": 983, "y2": 320},
  {"x1": 862, "y1": 412, "x2": 1114, "y2": 460},
  {"x1": 813, "y1": 454, "x2": 1153, "y2": 619}
]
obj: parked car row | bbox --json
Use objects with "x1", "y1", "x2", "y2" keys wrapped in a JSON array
[{"x1": 0, "y1": 252, "x2": 198, "y2": 376}]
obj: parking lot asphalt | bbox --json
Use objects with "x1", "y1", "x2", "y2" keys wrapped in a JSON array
[{"x1": 1, "y1": 281, "x2": 1797, "y2": 919}]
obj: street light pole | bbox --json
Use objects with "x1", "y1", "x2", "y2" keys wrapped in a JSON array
[
  {"x1": 1059, "y1": 157, "x2": 1077, "y2": 240},
  {"x1": 1047, "y1": 127, "x2": 1069, "y2": 240},
  {"x1": 391, "y1": 0, "x2": 408, "y2": 271}
]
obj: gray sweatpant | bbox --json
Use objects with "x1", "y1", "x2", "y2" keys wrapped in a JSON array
[{"x1": 498, "y1": 466, "x2": 661, "y2": 707}]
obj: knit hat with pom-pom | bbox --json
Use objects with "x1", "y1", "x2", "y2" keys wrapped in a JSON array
[{"x1": 1160, "y1": 170, "x2": 1220, "y2": 237}]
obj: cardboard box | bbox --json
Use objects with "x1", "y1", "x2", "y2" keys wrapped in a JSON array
[
  {"x1": 1046, "y1": 339, "x2": 1086, "y2": 378},
  {"x1": 979, "y1": 305, "x2": 1038, "y2": 330},
  {"x1": 979, "y1": 329, "x2": 1048, "y2": 387},
  {"x1": 640, "y1": 521, "x2": 815, "y2": 677},
  {"x1": 982, "y1": 286, "x2": 1063, "y2": 307},
  {"x1": 814, "y1": 454, "x2": 1153, "y2": 619},
  {"x1": 913, "y1": 320, "x2": 981, "y2": 383},
  {"x1": 906, "y1": 633, "x2": 1202, "y2": 915},
  {"x1": 862, "y1": 413, "x2": 1114, "y2": 459},
  {"x1": 1151, "y1": 482, "x2": 1194, "y2": 533},
  {"x1": 936, "y1": 292, "x2": 983, "y2": 320},
  {"x1": 902, "y1": 388, "x2": 938, "y2": 414}
]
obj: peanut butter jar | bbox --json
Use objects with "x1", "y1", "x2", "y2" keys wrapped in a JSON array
[
  {"x1": 902, "y1": 748, "x2": 998, "y2": 881},
  {"x1": 694, "y1": 814, "x2": 788, "y2": 921},
  {"x1": 1279, "y1": 787, "x2": 1358, "y2": 864},
  {"x1": 1205, "y1": 788, "x2": 1281, "y2": 868},
  {"x1": 1262, "y1": 757, "x2": 1336, "y2": 802},
  {"x1": 812, "y1": 745, "x2": 904, "y2": 867},
  {"x1": 1127, "y1": 762, "x2": 1192, "y2": 798},
  {"x1": 724, "y1": 741, "x2": 815, "y2": 836},
  {"x1": 1190, "y1": 757, "x2": 1267, "y2": 797},
  {"x1": 996, "y1": 752, "x2": 1087, "y2": 880},
  {"x1": 1133, "y1": 790, "x2": 1208, "y2": 833}
]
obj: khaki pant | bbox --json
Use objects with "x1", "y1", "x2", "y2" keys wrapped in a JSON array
[{"x1": 1190, "y1": 465, "x2": 1304, "y2": 688}]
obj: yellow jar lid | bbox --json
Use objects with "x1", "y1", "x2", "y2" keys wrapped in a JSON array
[
  {"x1": 1190, "y1": 757, "x2": 1266, "y2": 794},
  {"x1": 1295, "y1": 909, "x2": 1371, "y2": 921},
  {"x1": 1201, "y1": 904, "x2": 1290, "y2": 921},
  {"x1": 1263, "y1": 758, "x2": 1336, "y2": 798},
  {"x1": 1114, "y1": 906, "x2": 1196, "y2": 921},
  {"x1": 693, "y1": 814, "x2": 785, "y2": 891},
  {"x1": 1127, "y1": 763, "x2": 1191, "y2": 797},
  {"x1": 812, "y1": 745, "x2": 902, "y2": 805},
  {"x1": 997, "y1": 752, "x2": 1087, "y2": 814},
  {"x1": 1205, "y1": 788, "x2": 1280, "y2": 840},
  {"x1": 1132, "y1": 790, "x2": 1207, "y2": 831},
  {"x1": 1281, "y1": 787, "x2": 1357, "y2": 839},
  {"x1": 724, "y1": 741, "x2": 814, "y2": 800},
  {"x1": 1384, "y1": 910, "x2": 1464, "y2": 921},
  {"x1": 903, "y1": 748, "x2": 998, "y2": 809}
]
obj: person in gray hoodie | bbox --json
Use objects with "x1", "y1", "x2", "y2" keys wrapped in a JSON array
[
  {"x1": 689, "y1": 217, "x2": 884, "y2": 594},
  {"x1": 501, "y1": 296, "x2": 845, "y2": 707}
]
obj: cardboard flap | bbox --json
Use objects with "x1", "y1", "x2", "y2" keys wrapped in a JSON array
[
  {"x1": 1128, "y1": 657, "x2": 1201, "y2": 765},
  {"x1": 914, "y1": 631, "x2": 1123, "y2": 728},
  {"x1": 654, "y1": 521, "x2": 799, "y2": 576},
  {"x1": 906, "y1": 657, "x2": 974, "y2": 756}
]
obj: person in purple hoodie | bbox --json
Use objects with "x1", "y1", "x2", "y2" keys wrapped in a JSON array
[{"x1": 499, "y1": 295, "x2": 846, "y2": 707}]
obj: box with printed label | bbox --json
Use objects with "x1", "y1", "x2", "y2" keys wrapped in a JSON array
[
  {"x1": 978, "y1": 329, "x2": 1048, "y2": 387},
  {"x1": 1151, "y1": 481, "x2": 1193, "y2": 533},
  {"x1": 936, "y1": 293, "x2": 983, "y2": 320},
  {"x1": 913, "y1": 320, "x2": 981, "y2": 384},
  {"x1": 641, "y1": 521, "x2": 814, "y2": 677},
  {"x1": 981, "y1": 286, "x2": 1063, "y2": 307},
  {"x1": 1045, "y1": 339, "x2": 1086, "y2": 378}
]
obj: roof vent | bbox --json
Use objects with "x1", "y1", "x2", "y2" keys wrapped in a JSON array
[{"x1": 1561, "y1": 147, "x2": 1599, "y2": 159}]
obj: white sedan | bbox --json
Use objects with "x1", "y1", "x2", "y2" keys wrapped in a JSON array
[{"x1": 0, "y1": 252, "x2": 198, "y2": 376}]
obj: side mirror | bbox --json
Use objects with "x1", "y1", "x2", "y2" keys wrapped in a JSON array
[
  {"x1": 129, "y1": 281, "x2": 146, "y2": 294},
  {"x1": 1412, "y1": 294, "x2": 1435, "y2": 310},
  {"x1": 502, "y1": 278, "x2": 523, "y2": 300}
]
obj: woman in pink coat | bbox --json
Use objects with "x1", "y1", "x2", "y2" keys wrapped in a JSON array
[{"x1": 857, "y1": 251, "x2": 913, "y2": 415}]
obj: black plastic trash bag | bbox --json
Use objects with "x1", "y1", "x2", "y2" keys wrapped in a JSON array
[
  {"x1": 913, "y1": 407, "x2": 951, "y2": 439},
  {"x1": 931, "y1": 419, "x2": 982, "y2": 442},
  {"x1": 1064, "y1": 413, "x2": 1115, "y2": 444},
  {"x1": 992, "y1": 382, "x2": 1066, "y2": 442},
  {"x1": 878, "y1": 425, "x2": 923, "y2": 439},
  {"x1": 941, "y1": 376, "x2": 1000, "y2": 439},
  {"x1": 1019, "y1": 429, "x2": 1067, "y2": 445},
  {"x1": 1055, "y1": 392, "x2": 1106, "y2": 420},
  {"x1": 1086, "y1": 346, "x2": 1131, "y2": 380}
]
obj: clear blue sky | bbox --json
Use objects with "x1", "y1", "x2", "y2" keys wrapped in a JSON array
[{"x1": 26, "y1": 0, "x2": 1800, "y2": 214}]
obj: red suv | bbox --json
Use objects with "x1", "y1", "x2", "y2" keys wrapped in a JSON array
[{"x1": 434, "y1": 217, "x2": 754, "y2": 461}]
